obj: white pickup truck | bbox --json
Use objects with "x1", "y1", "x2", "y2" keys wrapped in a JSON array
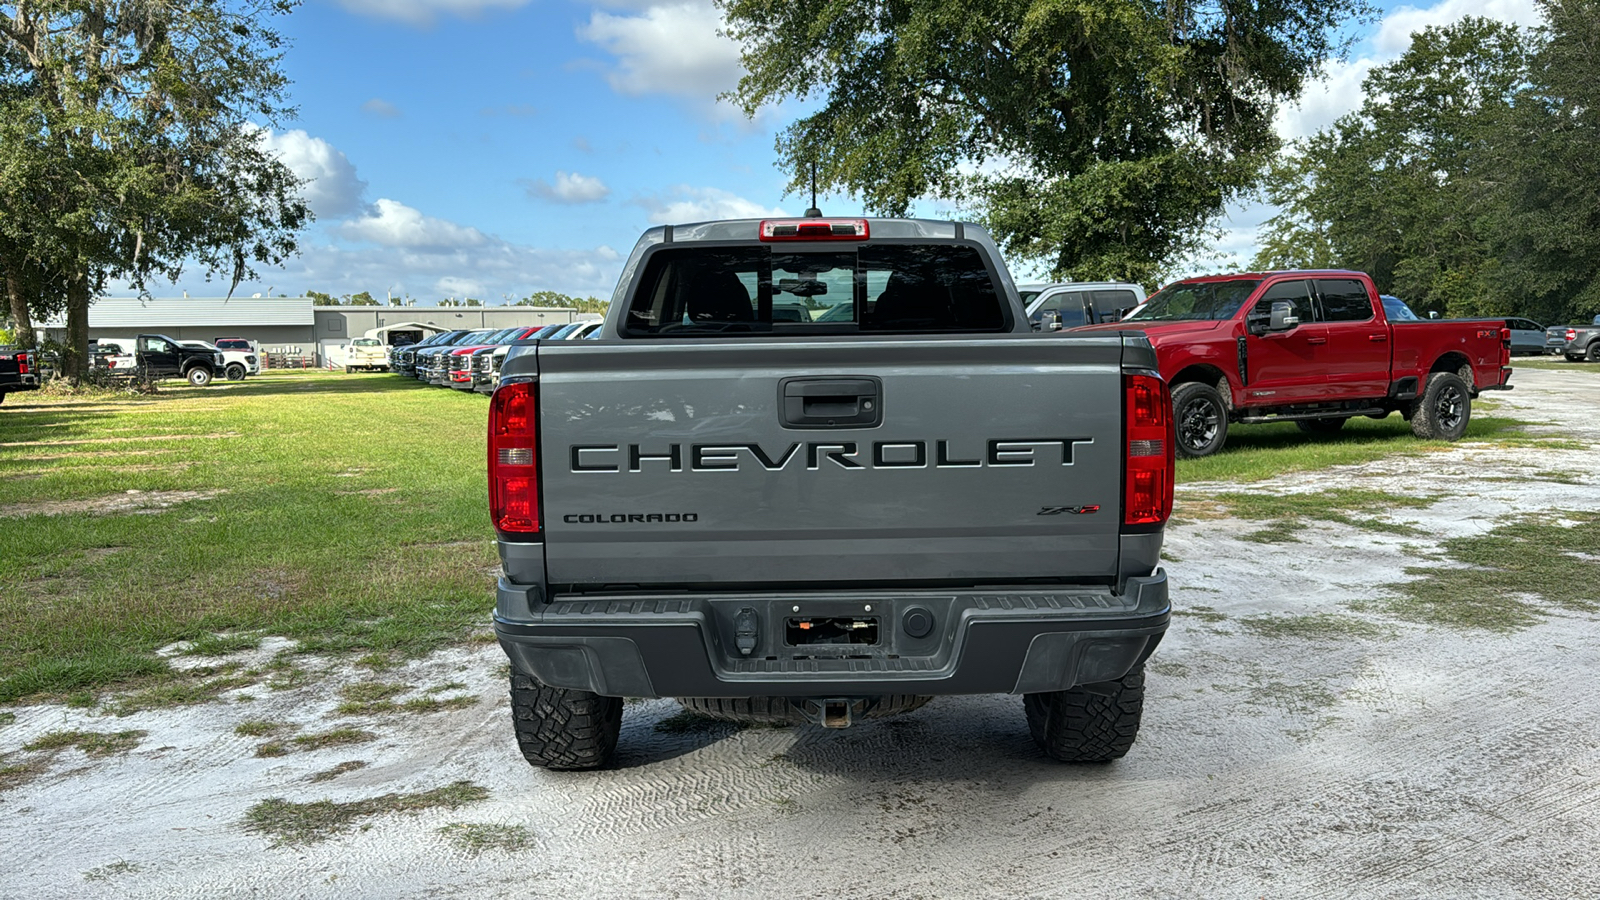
[
  {"x1": 344, "y1": 338, "x2": 389, "y2": 372},
  {"x1": 180, "y1": 340, "x2": 256, "y2": 380}
]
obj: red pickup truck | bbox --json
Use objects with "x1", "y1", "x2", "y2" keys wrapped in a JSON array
[{"x1": 1073, "y1": 271, "x2": 1513, "y2": 457}]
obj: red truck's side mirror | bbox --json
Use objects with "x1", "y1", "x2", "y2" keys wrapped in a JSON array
[{"x1": 1268, "y1": 301, "x2": 1300, "y2": 332}]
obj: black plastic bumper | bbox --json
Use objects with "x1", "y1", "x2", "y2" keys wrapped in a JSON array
[{"x1": 494, "y1": 573, "x2": 1169, "y2": 699}]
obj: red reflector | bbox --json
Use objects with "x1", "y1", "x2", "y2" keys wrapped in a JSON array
[
  {"x1": 488, "y1": 382, "x2": 539, "y2": 533},
  {"x1": 1124, "y1": 374, "x2": 1175, "y2": 527},
  {"x1": 759, "y1": 218, "x2": 870, "y2": 242}
]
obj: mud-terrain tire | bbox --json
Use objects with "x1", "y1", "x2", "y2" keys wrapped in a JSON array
[
  {"x1": 678, "y1": 694, "x2": 931, "y2": 725},
  {"x1": 186, "y1": 366, "x2": 212, "y2": 387},
  {"x1": 1024, "y1": 664, "x2": 1145, "y2": 762},
  {"x1": 508, "y1": 671, "x2": 622, "y2": 770},
  {"x1": 1409, "y1": 371, "x2": 1471, "y2": 441},
  {"x1": 1296, "y1": 417, "x2": 1347, "y2": 434},
  {"x1": 1171, "y1": 381, "x2": 1228, "y2": 458},
  {"x1": 225, "y1": 363, "x2": 245, "y2": 380}
]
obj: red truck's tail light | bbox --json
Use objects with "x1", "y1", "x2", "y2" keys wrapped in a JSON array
[
  {"x1": 759, "y1": 218, "x2": 869, "y2": 241},
  {"x1": 488, "y1": 381, "x2": 540, "y2": 534},
  {"x1": 1124, "y1": 374, "x2": 1174, "y2": 527}
]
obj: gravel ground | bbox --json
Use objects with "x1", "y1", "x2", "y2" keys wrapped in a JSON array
[{"x1": 4, "y1": 367, "x2": 1599, "y2": 899}]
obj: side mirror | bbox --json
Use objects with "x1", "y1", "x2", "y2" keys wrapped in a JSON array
[
  {"x1": 1428, "y1": 311, "x2": 1440, "y2": 319},
  {"x1": 1044, "y1": 310, "x2": 1063, "y2": 332},
  {"x1": 1268, "y1": 300, "x2": 1300, "y2": 332}
]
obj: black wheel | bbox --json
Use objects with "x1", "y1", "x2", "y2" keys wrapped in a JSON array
[
  {"x1": 1410, "y1": 371, "x2": 1471, "y2": 440},
  {"x1": 508, "y1": 670, "x2": 622, "y2": 770},
  {"x1": 1024, "y1": 664, "x2": 1146, "y2": 762},
  {"x1": 1588, "y1": 344, "x2": 1600, "y2": 362},
  {"x1": 225, "y1": 363, "x2": 245, "y2": 380},
  {"x1": 1296, "y1": 417, "x2": 1347, "y2": 434},
  {"x1": 186, "y1": 366, "x2": 212, "y2": 387},
  {"x1": 1171, "y1": 381, "x2": 1228, "y2": 458},
  {"x1": 0, "y1": 392, "x2": 6, "y2": 405},
  {"x1": 677, "y1": 694, "x2": 931, "y2": 725}
]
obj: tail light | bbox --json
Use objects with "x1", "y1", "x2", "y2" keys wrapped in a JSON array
[
  {"x1": 1567, "y1": 329, "x2": 1577, "y2": 341},
  {"x1": 1500, "y1": 327, "x2": 1512, "y2": 344},
  {"x1": 1124, "y1": 373, "x2": 1175, "y2": 527},
  {"x1": 17, "y1": 352, "x2": 30, "y2": 375},
  {"x1": 488, "y1": 381, "x2": 540, "y2": 534}
]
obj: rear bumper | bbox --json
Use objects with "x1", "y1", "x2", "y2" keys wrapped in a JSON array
[{"x1": 494, "y1": 572, "x2": 1169, "y2": 698}]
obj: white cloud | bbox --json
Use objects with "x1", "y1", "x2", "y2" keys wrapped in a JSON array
[
  {"x1": 334, "y1": 0, "x2": 531, "y2": 27},
  {"x1": 256, "y1": 128, "x2": 368, "y2": 219},
  {"x1": 1275, "y1": 0, "x2": 1543, "y2": 144},
  {"x1": 361, "y1": 98, "x2": 402, "y2": 118},
  {"x1": 635, "y1": 186, "x2": 788, "y2": 224},
  {"x1": 161, "y1": 237, "x2": 625, "y2": 303},
  {"x1": 435, "y1": 276, "x2": 486, "y2": 298},
  {"x1": 578, "y1": 2, "x2": 744, "y2": 100},
  {"x1": 525, "y1": 171, "x2": 612, "y2": 204},
  {"x1": 1273, "y1": 57, "x2": 1377, "y2": 142},
  {"x1": 338, "y1": 199, "x2": 490, "y2": 250},
  {"x1": 1375, "y1": 0, "x2": 1543, "y2": 55}
]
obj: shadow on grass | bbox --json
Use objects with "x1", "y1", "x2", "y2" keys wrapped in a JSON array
[
  {"x1": 1179, "y1": 413, "x2": 1529, "y2": 483},
  {"x1": 218, "y1": 374, "x2": 479, "y2": 400}
]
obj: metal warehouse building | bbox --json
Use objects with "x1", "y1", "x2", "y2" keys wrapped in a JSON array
[{"x1": 44, "y1": 298, "x2": 581, "y2": 367}]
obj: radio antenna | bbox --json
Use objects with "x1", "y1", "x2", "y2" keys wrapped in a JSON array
[{"x1": 804, "y1": 164, "x2": 822, "y2": 217}]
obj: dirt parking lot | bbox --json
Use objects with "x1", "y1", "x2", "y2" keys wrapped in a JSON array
[{"x1": 4, "y1": 368, "x2": 1599, "y2": 899}]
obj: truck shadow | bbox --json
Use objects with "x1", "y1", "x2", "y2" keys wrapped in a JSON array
[{"x1": 612, "y1": 695, "x2": 1074, "y2": 780}]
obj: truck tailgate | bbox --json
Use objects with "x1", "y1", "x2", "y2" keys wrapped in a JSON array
[{"x1": 533, "y1": 336, "x2": 1128, "y2": 586}]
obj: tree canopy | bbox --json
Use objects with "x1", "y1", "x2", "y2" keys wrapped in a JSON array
[
  {"x1": 0, "y1": 1, "x2": 309, "y2": 376},
  {"x1": 720, "y1": 0, "x2": 1369, "y2": 284},
  {"x1": 1255, "y1": 0, "x2": 1599, "y2": 324}
]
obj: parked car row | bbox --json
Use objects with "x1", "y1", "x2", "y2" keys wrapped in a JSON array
[{"x1": 388, "y1": 321, "x2": 602, "y2": 393}]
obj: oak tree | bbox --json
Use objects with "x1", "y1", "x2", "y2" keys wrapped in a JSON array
[{"x1": 720, "y1": 0, "x2": 1369, "y2": 283}]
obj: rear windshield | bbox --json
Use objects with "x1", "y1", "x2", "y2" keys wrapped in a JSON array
[
  {"x1": 215, "y1": 339, "x2": 250, "y2": 350},
  {"x1": 623, "y1": 244, "x2": 1007, "y2": 336},
  {"x1": 1128, "y1": 280, "x2": 1261, "y2": 322}
]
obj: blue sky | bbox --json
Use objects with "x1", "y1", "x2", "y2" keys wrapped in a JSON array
[{"x1": 135, "y1": 0, "x2": 1545, "y2": 303}]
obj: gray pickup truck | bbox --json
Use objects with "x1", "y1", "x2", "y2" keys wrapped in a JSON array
[
  {"x1": 1561, "y1": 316, "x2": 1600, "y2": 362},
  {"x1": 489, "y1": 216, "x2": 1175, "y2": 770}
]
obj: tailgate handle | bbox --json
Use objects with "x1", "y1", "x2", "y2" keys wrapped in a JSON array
[{"x1": 779, "y1": 377, "x2": 883, "y2": 429}]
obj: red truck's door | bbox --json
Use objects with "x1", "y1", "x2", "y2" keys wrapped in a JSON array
[
  {"x1": 1243, "y1": 279, "x2": 1325, "y2": 404},
  {"x1": 1312, "y1": 278, "x2": 1391, "y2": 399}
]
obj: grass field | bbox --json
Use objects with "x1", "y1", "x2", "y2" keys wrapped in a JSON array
[
  {"x1": 0, "y1": 368, "x2": 1557, "y2": 706},
  {"x1": 0, "y1": 372, "x2": 497, "y2": 704}
]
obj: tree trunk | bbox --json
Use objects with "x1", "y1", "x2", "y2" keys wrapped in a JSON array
[
  {"x1": 3, "y1": 263, "x2": 37, "y2": 350},
  {"x1": 64, "y1": 272, "x2": 91, "y2": 385}
]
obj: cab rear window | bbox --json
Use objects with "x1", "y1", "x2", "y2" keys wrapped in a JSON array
[{"x1": 622, "y1": 244, "x2": 1007, "y2": 336}]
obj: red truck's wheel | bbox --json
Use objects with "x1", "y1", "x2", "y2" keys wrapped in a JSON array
[
  {"x1": 1171, "y1": 382, "x2": 1228, "y2": 458},
  {"x1": 1410, "y1": 372, "x2": 1470, "y2": 441}
]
